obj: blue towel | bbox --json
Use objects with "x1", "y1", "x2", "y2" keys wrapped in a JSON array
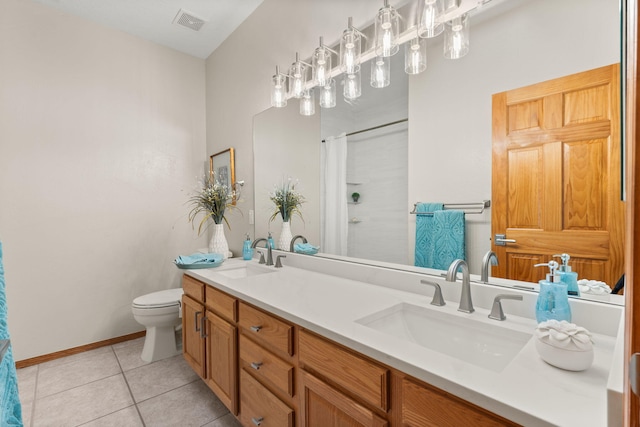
[
  {"x1": 0, "y1": 242, "x2": 24, "y2": 426},
  {"x1": 414, "y1": 203, "x2": 444, "y2": 268},
  {"x1": 415, "y1": 204, "x2": 465, "y2": 269},
  {"x1": 294, "y1": 243, "x2": 319, "y2": 255},
  {"x1": 431, "y1": 210, "x2": 466, "y2": 270},
  {"x1": 174, "y1": 253, "x2": 223, "y2": 265}
]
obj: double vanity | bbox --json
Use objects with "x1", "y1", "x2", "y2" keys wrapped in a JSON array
[{"x1": 181, "y1": 252, "x2": 624, "y2": 426}]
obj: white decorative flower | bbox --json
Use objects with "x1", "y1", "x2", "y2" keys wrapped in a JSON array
[{"x1": 535, "y1": 320, "x2": 593, "y2": 351}]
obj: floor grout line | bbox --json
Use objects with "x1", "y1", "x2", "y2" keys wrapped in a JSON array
[
  {"x1": 111, "y1": 344, "x2": 147, "y2": 427},
  {"x1": 28, "y1": 364, "x2": 39, "y2": 427}
]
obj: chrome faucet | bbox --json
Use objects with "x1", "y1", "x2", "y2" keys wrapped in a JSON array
[
  {"x1": 251, "y1": 238, "x2": 273, "y2": 266},
  {"x1": 446, "y1": 259, "x2": 474, "y2": 313},
  {"x1": 480, "y1": 250, "x2": 498, "y2": 284},
  {"x1": 289, "y1": 235, "x2": 308, "y2": 252}
]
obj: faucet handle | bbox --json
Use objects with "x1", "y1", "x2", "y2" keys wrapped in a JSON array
[
  {"x1": 488, "y1": 294, "x2": 523, "y2": 321},
  {"x1": 257, "y1": 251, "x2": 266, "y2": 264},
  {"x1": 275, "y1": 255, "x2": 286, "y2": 268},
  {"x1": 420, "y1": 280, "x2": 445, "y2": 306}
]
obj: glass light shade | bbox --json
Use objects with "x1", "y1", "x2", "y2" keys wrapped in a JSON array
[
  {"x1": 300, "y1": 89, "x2": 315, "y2": 116},
  {"x1": 343, "y1": 66, "x2": 361, "y2": 100},
  {"x1": 374, "y1": 2, "x2": 400, "y2": 57},
  {"x1": 313, "y1": 46, "x2": 332, "y2": 86},
  {"x1": 370, "y1": 56, "x2": 390, "y2": 88},
  {"x1": 270, "y1": 72, "x2": 287, "y2": 108},
  {"x1": 320, "y1": 79, "x2": 336, "y2": 108},
  {"x1": 288, "y1": 58, "x2": 308, "y2": 98},
  {"x1": 340, "y1": 28, "x2": 361, "y2": 74},
  {"x1": 444, "y1": 14, "x2": 470, "y2": 59},
  {"x1": 405, "y1": 37, "x2": 427, "y2": 74},
  {"x1": 418, "y1": 0, "x2": 444, "y2": 38}
]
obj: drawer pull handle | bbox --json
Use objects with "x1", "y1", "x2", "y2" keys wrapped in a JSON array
[
  {"x1": 250, "y1": 362, "x2": 263, "y2": 370},
  {"x1": 250, "y1": 325, "x2": 262, "y2": 333},
  {"x1": 251, "y1": 417, "x2": 264, "y2": 426}
]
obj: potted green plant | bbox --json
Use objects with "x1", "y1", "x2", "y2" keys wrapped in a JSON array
[{"x1": 351, "y1": 192, "x2": 360, "y2": 203}]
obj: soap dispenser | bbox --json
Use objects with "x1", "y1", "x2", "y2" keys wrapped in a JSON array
[
  {"x1": 534, "y1": 261, "x2": 572, "y2": 323},
  {"x1": 242, "y1": 234, "x2": 253, "y2": 260},
  {"x1": 554, "y1": 253, "x2": 580, "y2": 297},
  {"x1": 267, "y1": 232, "x2": 275, "y2": 250}
]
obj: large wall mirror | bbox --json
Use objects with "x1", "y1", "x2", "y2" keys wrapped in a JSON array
[{"x1": 252, "y1": 0, "x2": 623, "y2": 305}]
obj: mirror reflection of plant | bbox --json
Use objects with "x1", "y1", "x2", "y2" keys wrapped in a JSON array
[
  {"x1": 188, "y1": 173, "x2": 238, "y2": 234},
  {"x1": 270, "y1": 177, "x2": 305, "y2": 223}
]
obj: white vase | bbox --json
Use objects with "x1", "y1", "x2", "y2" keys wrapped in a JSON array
[
  {"x1": 277, "y1": 221, "x2": 293, "y2": 251},
  {"x1": 209, "y1": 223, "x2": 230, "y2": 259}
]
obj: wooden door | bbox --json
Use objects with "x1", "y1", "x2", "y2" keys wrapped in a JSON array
[
  {"x1": 299, "y1": 371, "x2": 388, "y2": 427},
  {"x1": 182, "y1": 295, "x2": 205, "y2": 378},
  {"x1": 204, "y1": 310, "x2": 238, "y2": 414},
  {"x1": 491, "y1": 64, "x2": 625, "y2": 287}
]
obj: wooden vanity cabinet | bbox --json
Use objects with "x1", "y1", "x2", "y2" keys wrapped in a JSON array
[
  {"x1": 181, "y1": 276, "x2": 239, "y2": 415},
  {"x1": 182, "y1": 275, "x2": 522, "y2": 427}
]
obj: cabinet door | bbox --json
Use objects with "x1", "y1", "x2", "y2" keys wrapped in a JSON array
[
  {"x1": 402, "y1": 378, "x2": 518, "y2": 427},
  {"x1": 204, "y1": 310, "x2": 238, "y2": 415},
  {"x1": 300, "y1": 371, "x2": 388, "y2": 427},
  {"x1": 182, "y1": 295, "x2": 205, "y2": 378}
]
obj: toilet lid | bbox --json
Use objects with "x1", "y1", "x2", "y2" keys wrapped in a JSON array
[{"x1": 133, "y1": 288, "x2": 184, "y2": 309}]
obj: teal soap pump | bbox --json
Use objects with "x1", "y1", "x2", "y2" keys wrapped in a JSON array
[
  {"x1": 534, "y1": 261, "x2": 572, "y2": 323},
  {"x1": 267, "y1": 232, "x2": 275, "y2": 250},
  {"x1": 242, "y1": 234, "x2": 253, "y2": 260},
  {"x1": 554, "y1": 253, "x2": 580, "y2": 297}
]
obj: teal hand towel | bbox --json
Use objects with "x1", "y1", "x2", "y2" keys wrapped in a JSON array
[
  {"x1": 414, "y1": 203, "x2": 444, "y2": 268},
  {"x1": 175, "y1": 253, "x2": 223, "y2": 265},
  {"x1": 0, "y1": 242, "x2": 24, "y2": 426},
  {"x1": 431, "y1": 210, "x2": 466, "y2": 270},
  {"x1": 294, "y1": 243, "x2": 319, "y2": 255}
]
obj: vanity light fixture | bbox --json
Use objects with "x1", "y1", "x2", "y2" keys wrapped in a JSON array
[
  {"x1": 300, "y1": 89, "x2": 315, "y2": 116},
  {"x1": 343, "y1": 66, "x2": 362, "y2": 100},
  {"x1": 374, "y1": 0, "x2": 400, "y2": 57},
  {"x1": 418, "y1": 0, "x2": 445, "y2": 38},
  {"x1": 371, "y1": 56, "x2": 390, "y2": 88},
  {"x1": 289, "y1": 52, "x2": 311, "y2": 99},
  {"x1": 340, "y1": 17, "x2": 365, "y2": 74},
  {"x1": 405, "y1": 33, "x2": 427, "y2": 74},
  {"x1": 444, "y1": 13, "x2": 470, "y2": 59},
  {"x1": 313, "y1": 37, "x2": 337, "y2": 87},
  {"x1": 270, "y1": 66, "x2": 288, "y2": 108},
  {"x1": 320, "y1": 78, "x2": 337, "y2": 108}
]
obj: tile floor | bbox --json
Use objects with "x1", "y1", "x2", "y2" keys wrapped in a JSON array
[{"x1": 16, "y1": 337, "x2": 243, "y2": 427}]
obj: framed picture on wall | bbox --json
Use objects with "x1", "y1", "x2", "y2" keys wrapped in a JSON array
[{"x1": 209, "y1": 147, "x2": 236, "y2": 204}]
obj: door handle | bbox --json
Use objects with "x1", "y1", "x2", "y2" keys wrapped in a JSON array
[
  {"x1": 194, "y1": 311, "x2": 202, "y2": 332},
  {"x1": 631, "y1": 353, "x2": 640, "y2": 396},
  {"x1": 495, "y1": 233, "x2": 517, "y2": 246}
]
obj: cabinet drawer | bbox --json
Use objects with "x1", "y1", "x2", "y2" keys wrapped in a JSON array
[
  {"x1": 239, "y1": 302, "x2": 293, "y2": 357},
  {"x1": 240, "y1": 334, "x2": 294, "y2": 398},
  {"x1": 240, "y1": 370, "x2": 294, "y2": 427},
  {"x1": 205, "y1": 286, "x2": 237, "y2": 322},
  {"x1": 182, "y1": 275, "x2": 205, "y2": 302},
  {"x1": 299, "y1": 330, "x2": 389, "y2": 413}
]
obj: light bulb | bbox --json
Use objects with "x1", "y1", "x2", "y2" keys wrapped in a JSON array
[
  {"x1": 320, "y1": 79, "x2": 336, "y2": 108},
  {"x1": 419, "y1": 0, "x2": 444, "y2": 38}
]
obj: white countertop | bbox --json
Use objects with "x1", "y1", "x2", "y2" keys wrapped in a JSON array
[{"x1": 184, "y1": 255, "x2": 624, "y2": 427}]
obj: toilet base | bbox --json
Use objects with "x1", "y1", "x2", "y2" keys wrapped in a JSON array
[{"x1": 140, "y1": 325, "x2": 182, "y2": 363}]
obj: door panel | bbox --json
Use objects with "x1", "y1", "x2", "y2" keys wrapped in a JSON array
[{"x1": 492, "y1": 64, "x2": 624, "y2": 286}]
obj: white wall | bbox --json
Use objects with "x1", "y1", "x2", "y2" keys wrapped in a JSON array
[
  {"x1": 0, "y1": 0, "x2": 207, "y2": 360},
  {"x1": 204, "y1": 0, "x2": 619, "y2": 273}
]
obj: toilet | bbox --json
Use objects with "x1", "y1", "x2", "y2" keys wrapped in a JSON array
[{"x1": 132, "y1": 288, "x2": 184, "y2": 362}]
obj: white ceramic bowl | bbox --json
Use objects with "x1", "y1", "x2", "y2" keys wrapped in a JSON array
[{"x1": 535, "y1": 336, "x2": 594, "y2": 371}]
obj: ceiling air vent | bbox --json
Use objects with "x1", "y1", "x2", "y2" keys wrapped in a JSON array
[{"x1": 173, "y1": 9, "x2": 207, "y2": 32}]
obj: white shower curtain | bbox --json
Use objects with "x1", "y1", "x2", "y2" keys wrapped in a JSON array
[{"x1": 320, "y1": 134, "x2": 348, "y2": 256}]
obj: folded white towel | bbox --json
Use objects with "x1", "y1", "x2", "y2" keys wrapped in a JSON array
[
  {"x1": 577, "y1": 279, "x2": 611, "y2": 295},
  {"x1": 535, "y1": 320, "x2": 593, "y2": 351}
]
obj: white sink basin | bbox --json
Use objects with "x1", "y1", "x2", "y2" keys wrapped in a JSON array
[
  {"x1": 215, "y1": 264, "x2": 276, "y2": 279},
  {"x1": 356, "y1": 303, "x2": 532, "y2": 373}
]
